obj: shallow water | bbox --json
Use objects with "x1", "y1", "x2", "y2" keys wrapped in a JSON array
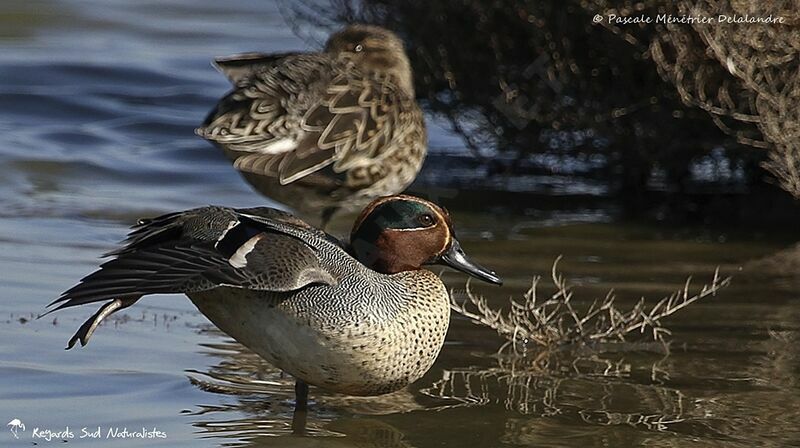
[{"x1": 1, "y1": 1, "x2": 800, "y2": 447}]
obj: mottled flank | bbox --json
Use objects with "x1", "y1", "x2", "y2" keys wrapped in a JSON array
[{"x1": 190, "y1": 269, "x2": 449, "y2": 395}]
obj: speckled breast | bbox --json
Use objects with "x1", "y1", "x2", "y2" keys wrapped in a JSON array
[{"x1": 188, "y1": 269, "x2": 450, "y2": 396}]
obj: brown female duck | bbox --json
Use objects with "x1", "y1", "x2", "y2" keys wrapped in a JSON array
[{"x1": 197, "y1": 25, "x2": 426, "y2": 226}]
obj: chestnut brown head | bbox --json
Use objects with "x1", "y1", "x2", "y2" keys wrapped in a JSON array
[
  {"x1": 324, "y1": 24, "x2": 414, "y2": 96},
  {"x1": 350, "y1": 195, "x2": 502, "y2": 285}
]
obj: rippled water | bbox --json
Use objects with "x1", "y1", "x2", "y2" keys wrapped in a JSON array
[{"x1": 2, "y1": 1, "x2": 800, "y2": 447}]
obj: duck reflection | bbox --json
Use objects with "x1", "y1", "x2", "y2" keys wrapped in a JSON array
[
  {"x1": 184, "y1": 324, "x2": 795, "y2": 445},
  {"x1": 186, "y1": 334, "x2": 423, "y2": 446}
]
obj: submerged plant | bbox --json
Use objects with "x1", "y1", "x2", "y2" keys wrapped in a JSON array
[{"x1": 451, "y1": 257, "x2": 731, "y2": 353}]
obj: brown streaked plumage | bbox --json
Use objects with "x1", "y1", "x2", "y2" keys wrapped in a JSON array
[
  {"x1": 197, "y1": 25, "x2": 427, "y2": 226},
  {"x1": 48, "y1": 195, "x2": 501, "y2": 408}
]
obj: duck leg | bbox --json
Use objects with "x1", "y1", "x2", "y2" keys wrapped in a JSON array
[
  {"x1": 66, "y1": 297, "x2": 140, "y2": 349},
  {"x1": 291, "y1": 379, "x2": 309, "y2": 435}
]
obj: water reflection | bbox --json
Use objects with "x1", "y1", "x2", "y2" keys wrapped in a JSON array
[
  {"x1": 182, "y1": 307, "x2": 800, "y2": 447},
  {"x1": 422, "y1": 347, "x2": 792, "y2": 445},
  {"x1": 422, "y1": 349, "x2": 691, "y2": 422},
  {"x1": 186, "y1": 334, "x2": 427, "y2": 445},
  {"x1": 2, "y1": 0, "x2": 800, "y2": 446}
]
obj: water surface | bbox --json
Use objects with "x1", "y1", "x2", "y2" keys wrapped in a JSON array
[{"x1": 1, "y1": 1, "x2": 799, "y2": 447}]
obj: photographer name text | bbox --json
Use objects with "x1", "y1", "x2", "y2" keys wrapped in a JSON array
[{"x1": 597, "y1": 13, "x2": 786, "y2": 25}]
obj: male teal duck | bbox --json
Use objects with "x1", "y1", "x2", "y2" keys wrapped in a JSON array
[
  {"x1": 197, "y1": 25, "x2": 426, "y2": 226},
  {"x1": 49, "y1": 195, "x2": 500, "y2": 403}
]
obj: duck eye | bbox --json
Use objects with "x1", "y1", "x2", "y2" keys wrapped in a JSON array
[
  {"x1": 354, "y1": 43, "x2": 364, "y2": 52},
  {"x1": 418, "y1": 214, "x2": 435, "y2": 227}
]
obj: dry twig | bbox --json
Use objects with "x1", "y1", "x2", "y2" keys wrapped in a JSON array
[{"x1": 451, "y1": 257, "x2": 731, "y2": 352}]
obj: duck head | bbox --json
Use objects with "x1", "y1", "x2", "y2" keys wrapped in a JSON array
[
  {"x1": 325, "y1": 24, "x2": 414, "y2": 97},
  {"x1": 350, "y1": 195, "x2": 502, "y2": 285}
]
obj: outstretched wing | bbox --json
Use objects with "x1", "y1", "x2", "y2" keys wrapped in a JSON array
[
  {"x1": 47, "y1": 207, "x2": 337, "y2": 313},
  {"x1": 197, "y1": 53, "x2": 419, "y2": 186}
]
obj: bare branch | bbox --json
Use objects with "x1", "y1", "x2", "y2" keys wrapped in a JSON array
[{"x1": 451, "y1": 259, "x2": 731, "y2": 350}]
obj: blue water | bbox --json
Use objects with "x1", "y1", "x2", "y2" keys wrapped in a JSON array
[{"x1": 1, "y1": 1, "x2": 800, "y2": 447}]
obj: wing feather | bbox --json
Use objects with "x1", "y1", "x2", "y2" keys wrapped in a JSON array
[
  {"x1": 198, "y1": 53, "x2": 417, "y2": 186},
  {"x1": 48, "y1": 207, "x2": 338, "y2": 314}
]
